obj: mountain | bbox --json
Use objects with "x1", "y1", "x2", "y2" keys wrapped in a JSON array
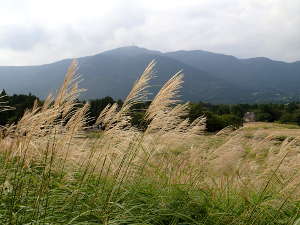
[
  {"x1": 0, "y1": 46, "x2": 299, "y2": 103},
  {"x1": 165, "y1": 50, "x2": 300, "y2": 102}
]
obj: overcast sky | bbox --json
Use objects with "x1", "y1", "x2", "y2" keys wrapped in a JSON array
[{"x1": 0, "y1": 0, "x2": 299, "y2": 65}]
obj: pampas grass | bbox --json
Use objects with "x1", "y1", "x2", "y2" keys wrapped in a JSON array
[
  {"x1": 0, "y1": 95, "x2": 14, "y2": 113},
  {"x1": 122, "y1": 60, "x2": 155, "y2": 111},
  {"x1": 145, "y1": 71, "x2": 183, "y2": 121},
  {"x1": 0, "y1": 60, "x2": 300, "y2": 224}
]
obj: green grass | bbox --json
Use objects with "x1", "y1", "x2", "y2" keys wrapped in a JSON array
[
  {"x1": 2, "y1": 59, "x2": 300, "y2": 224},
  {"x1": 0, "y1": 152, "x2": 299, "y2": 225},
  {"x1": 244, "y1": 122, "x2": 300, "y2": 131},
  {"x1": 1, "y1": 121, "x2": 300, "y2": 224}
]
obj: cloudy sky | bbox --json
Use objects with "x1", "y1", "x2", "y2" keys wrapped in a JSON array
[{"x1": 0, "y1": 0, "x2": 299, "y2": 65}]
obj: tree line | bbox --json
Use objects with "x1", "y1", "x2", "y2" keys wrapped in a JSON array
[{"x1": 1, "y1": 90, "x2": 300, "y2": 132}]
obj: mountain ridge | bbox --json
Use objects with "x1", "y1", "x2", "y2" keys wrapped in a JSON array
[{"x1": 0, "y1": 46, "x2": 299, "y2": 103}]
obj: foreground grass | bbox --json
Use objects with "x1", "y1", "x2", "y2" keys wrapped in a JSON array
[
  {"x1": 0, "y1": 152, "x2": 299, "y2": 225},
  {"x1": 2, "y1": 61, "x2": 300, "y2": 224}
]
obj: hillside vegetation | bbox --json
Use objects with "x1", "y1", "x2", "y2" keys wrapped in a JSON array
[{"x1": 1, "y1": 61, "x2": 300, "y2": 224}]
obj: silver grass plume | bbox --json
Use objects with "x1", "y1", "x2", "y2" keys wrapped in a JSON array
[
  {"x1": 146, "y1": 102, "x2": 189, "y2": 134},
  {"x1": 15, "y1": 59, "x2": 87, "y2": 137},
  {"x1": 0, "y1": 95, "x2": 14, "y2": 113},
  {"x1": 97, "y1": 60, "x2": 155, "y2": 131},
  {"x1": 95, "y1": 103, "x2": 111, "y2": 125},
  {"x1": 121, "y1": 60, "x2": 155, "y2": 113},
  {"x1": 187, "y1": 116, "x2": 206, "y2": 135},
  {"x1": 145, "y1": 71, "x2": 183, "y2": 121}
]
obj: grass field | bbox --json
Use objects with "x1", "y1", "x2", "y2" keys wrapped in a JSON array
[{"x1": 1, "y1": 61, "x2": 300, "y2": 224}]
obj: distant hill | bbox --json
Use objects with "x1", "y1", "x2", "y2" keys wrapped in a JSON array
[
  {"x1": 165, "y1": 50, "x2": 300, "y2": 102},
  {"x1": 0, "y1": 46, "x2": 299, "y2": 103}
]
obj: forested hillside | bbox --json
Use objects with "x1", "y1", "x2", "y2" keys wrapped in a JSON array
[{"x1": 1, "y1": 46, "x2": 300, "y2": 103}]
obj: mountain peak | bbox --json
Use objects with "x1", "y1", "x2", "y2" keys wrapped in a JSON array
[
  {"x1": 242, "y1": 57, "x2": 273, "y2": 63},
  {"x1": 101, "y1": 46, "x2": 162, "y2": 57}
]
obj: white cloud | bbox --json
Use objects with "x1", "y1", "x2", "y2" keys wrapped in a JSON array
[{"x1": 0, "y1": 0, "x2": 299, "y2": 65}]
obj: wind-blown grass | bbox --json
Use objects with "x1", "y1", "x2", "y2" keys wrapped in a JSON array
[{"x1": 0, "y1": 60, "x2": 299, "y2": 224}]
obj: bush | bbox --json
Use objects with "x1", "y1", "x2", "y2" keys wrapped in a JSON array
[
  {"x1": 205, "y1": 112, "x2": 243, "y2": 132},
  {"x1": 219, "y1": 114, "x2": 243, "y2": 128},
  {"x1": 256, "y1": 112, "x2": 273, "y2": 122},
  {"x1": 279, "y1": 113, "x2": 296, "y2": 123}
]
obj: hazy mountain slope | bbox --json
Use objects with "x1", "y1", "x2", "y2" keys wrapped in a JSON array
[
  {"x1": 0, "y1": 46, "x2": 299, "y2": 103},
  {"x1": 0, "y1": 60, "x2": 71, "y2": 97},
  {"x1": 165, "y1": 50, "x2": 300, "y2": 101},
  {"x1": 78, "y1": 50, "x2": 250, "y2": 103},
  {"x1": 0, "y1": 46, "x2": 248, "y2": 103}
]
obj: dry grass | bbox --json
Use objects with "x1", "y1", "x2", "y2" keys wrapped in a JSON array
[
  {"x1": 0, "y1": 60, "x2": 300, "y2": 224},
  {"x1": 2, "y1": 59, "x2": 300, "y2": 187}
]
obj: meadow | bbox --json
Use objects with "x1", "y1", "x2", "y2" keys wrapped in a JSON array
[{"x1": 1, "y1": 60, "x2": 300, "y2": 224}]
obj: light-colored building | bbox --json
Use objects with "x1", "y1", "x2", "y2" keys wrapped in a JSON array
[{"x1": 243, "y1": 112, "x2": 255, "y2": 122}]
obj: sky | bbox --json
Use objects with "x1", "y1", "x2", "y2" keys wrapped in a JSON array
[{"x1": 0, "y1": 0, "x2": 299, "y2": 65}]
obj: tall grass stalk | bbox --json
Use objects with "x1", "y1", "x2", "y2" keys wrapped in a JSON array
[{"x1": 0, "y1": 60, "x2": 299, "y2": 224}]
